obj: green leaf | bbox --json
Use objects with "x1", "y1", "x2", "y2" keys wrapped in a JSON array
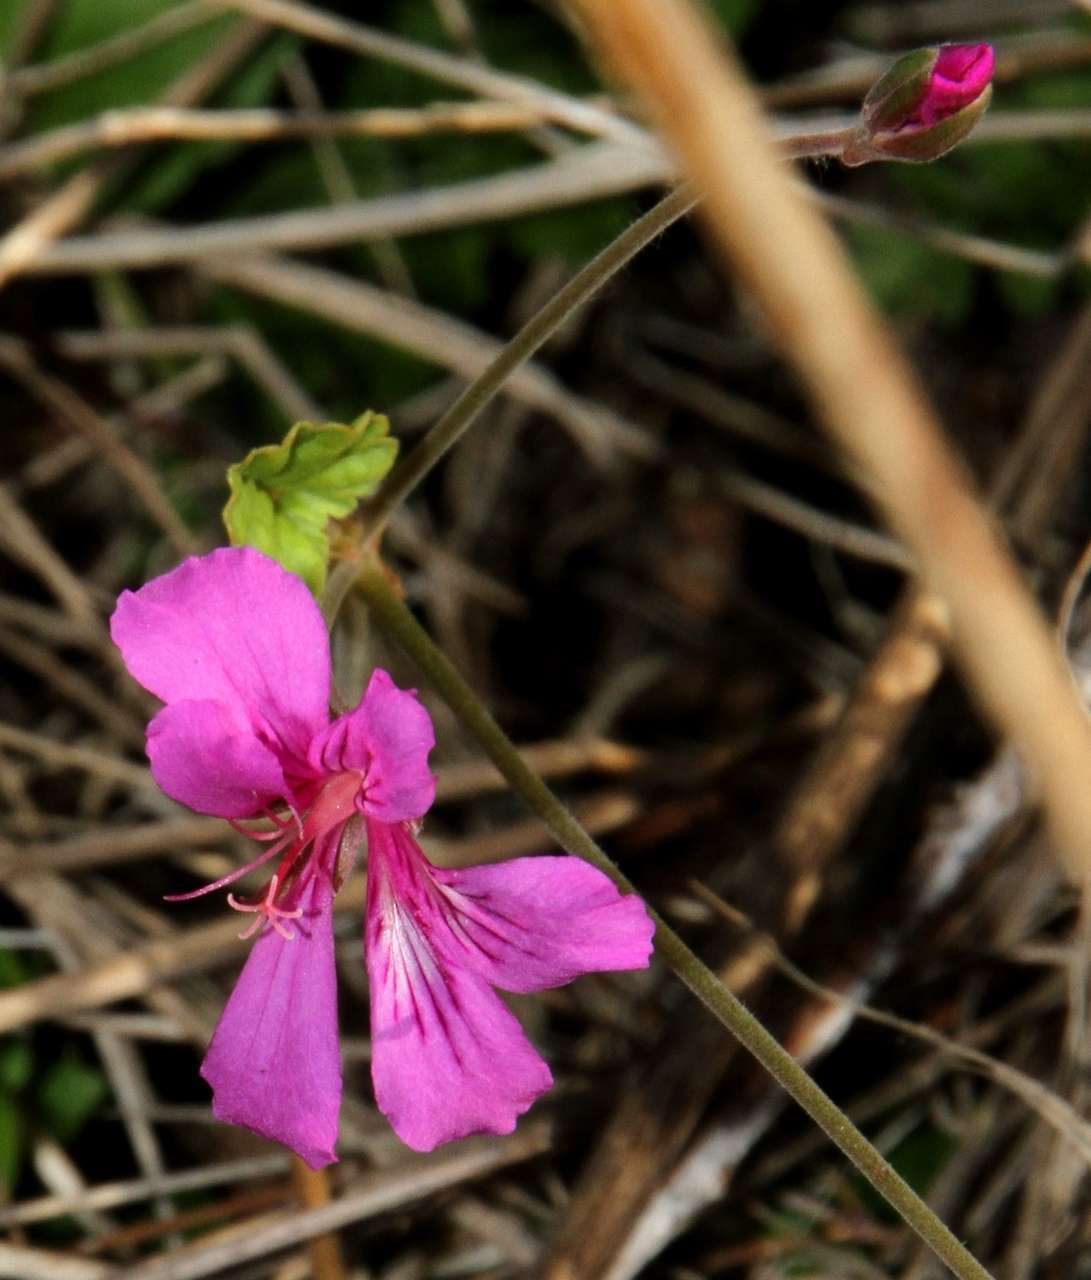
[
  {"x1": 853, "y1": 1122, "x2": 956, "y2": 1221},
  {"x1": 37, "y1": 1054, "x2": 108, "y2": 1143},
  {"x1": 0, "y1": 1038, "x2": 33, "y2": 1092},
  {"x1": 706, "y1": 0, "x2": 762, "y2": 34},
  {"x1": 845, "y1": 223, "x2": 974, "y2": 326},
  {"x1": 0, "y1": 949, "x2": 29, "y2": 990},
  {"x1": 223, "y1": 413, "x2": 398, "y2": 594},
  {"x1": 126, "y1": 33, "x2": 294, "y2": 214},
  {"x1": 29, "y1": 4, "x2": 237, "y2": 135},
  {"x1": 0, "y1": 1094, "x2": 23, "y2": 1193}
]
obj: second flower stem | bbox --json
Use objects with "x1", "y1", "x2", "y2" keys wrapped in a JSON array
[
  {"x1": 356, "y1": 558, "x2": 995, "y2": 1280},
  {"x1": 355, "y1": 130, "x2": 854, "y2": 547},
  {"x1": 357, "y1": 182, "x2": 697, "y2": 545}
]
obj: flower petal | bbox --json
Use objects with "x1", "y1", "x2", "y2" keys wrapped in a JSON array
[
  {"x1": 200, "y1": 868, "x2": 341, "y2": 1168},
  {"x1": 432, "y1": 855, "x2": 655, "y2": 993},
  {"x1": 311, "y1": 669, "x2": 435, "y2": 822},
  {"x1": 147, "y1": 700, "x2": 286, "y2": 818},
  {"x1": 366, "y1": 822, "x2": 550, "y2": 1151},
  {"x1": 111, "y1": 547, "x2": 331, "y2": 762}
]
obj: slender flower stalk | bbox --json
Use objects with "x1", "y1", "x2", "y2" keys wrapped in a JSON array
[
  {"x1": 356, "y1": 182, "x2": 698, "y2": 546},
  {"x1": 354, "y1": 49, "x2": 991, "y2": 549},
  {"x1": 355, "y1": 556, "x2": 997, "y2": 1280}
]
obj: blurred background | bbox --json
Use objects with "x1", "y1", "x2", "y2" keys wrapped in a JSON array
[{"x1": 2, "y1": 2, "x2": 1091, "y2": 1277}]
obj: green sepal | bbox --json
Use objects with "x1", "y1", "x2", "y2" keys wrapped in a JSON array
[
  {"x1": 223, "y1": 412, "x2": 398, "y2": 595},
  {"x1": 861, "y1": 47, "x2": 938, "y2": 132},
  {"x1": 871, "y1": 85, "x2": 993, "y2": 162}
]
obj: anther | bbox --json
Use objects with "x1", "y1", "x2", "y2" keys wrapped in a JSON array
[{"x1": 227, "y1": 874, "x2": 304, "y2": 941}]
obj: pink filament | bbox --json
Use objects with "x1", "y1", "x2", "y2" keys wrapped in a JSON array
[
  {"x1": 163, "y1": 832, "x2": 292, "y2": 902},
  {"x1": 228, "y1": 874, "x2": 304, "y2": 940}
]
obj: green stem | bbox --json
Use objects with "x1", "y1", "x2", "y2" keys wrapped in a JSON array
[
  {"x1": 357, "y1": 182, "x2": 697, "y2": 544},
  {"x1": 781, "y1": 126, "x2": 858, "y2": 162},
  {"x1": 356, "y1": 558, "x2": 996, "y2": 1280},
  {"x1": 358, "y1": 129, "x2": 857, "y2": 545}
]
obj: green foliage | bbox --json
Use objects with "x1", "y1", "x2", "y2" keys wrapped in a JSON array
[
  {"x1": 0, "y1": 1094, "x2": 22, "y2": 1193},
  {"x1": 706, "y1": 0, "x2": 763, "y2": 33},
  {"x1": 23, "y1": 2, "x2": 293, "y2": 214},
  {"x1": 507, "y1": 196, "x2": 637, "y2": 267},
  {"x1": 855, "y1": 1122, "x2": 957, "y2": 1220},
  {"x1": 126, "y1": 34, "x2": 295, "y2": 214},
  {"x1": 0, "y1": 948, "x2": 29, "y2": 990},
  {"x1": 29, "y1": 3, "x2": 237, "y2": 132},
  {"x1": 0, "y1": 1035, "x2": 32, "y2": 1194},
  {"x1": 37, "y1": 1052, "x2": 108, "y2": 1143},
  {"x1": 996, "y1": 270, "x2": 1066, "y2": 317},
  {"x1": 224, "y1": 414, "x2": 398, "y2": 594},
  {"x1": 0, "y1": 1039, "x2": 33, "y2": 1092},
  {"x1": 0, "y1": 948, "x2": 102, "y2": 1192},
  {"x1": 845, "y1": 223, "x2": 974, "y2": 325},
  {"x1": 0, "y1": 8, "x2": 21, "y2": 58}
]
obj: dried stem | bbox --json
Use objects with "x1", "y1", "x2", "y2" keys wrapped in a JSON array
[
  {"x1": 212, "y1": 0, "x2": 646, "y2": 146},
  {"x1": 289, "y1": 1159, "x2": 346, "y2": 1280},
  {"x1": 0, "y1": 103, "x2": 561, "y2": 178},
  {"x1": 4, "y1": 2, "x2": 217, "y2": 97}
]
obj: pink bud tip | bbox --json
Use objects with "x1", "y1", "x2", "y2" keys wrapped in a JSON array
[{"x1": 913, "y1": 44, "x2": 995, "y2": 128}]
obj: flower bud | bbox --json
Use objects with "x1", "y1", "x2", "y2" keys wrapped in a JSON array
[{"x1": 842, "y1": 43, "x2": 995, "y2": 166}]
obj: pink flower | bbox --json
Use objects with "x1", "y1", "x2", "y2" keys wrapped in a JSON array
[
  {"x1": 111, "y1": 548, "x2": 654, "y2": 1167},
  {"x1": 845, "y1": 42, "x2": 995, "y2": 166},
  {"x1": 903, "y1": 44, "x2": 995, "y2": 128}
]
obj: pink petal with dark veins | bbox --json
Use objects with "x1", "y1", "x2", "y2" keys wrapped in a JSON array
[
  {"x1": 201, "y1": 864, "x2": 342, "y2": 1169},
  {"x1": 365, "y1": 821, "x2": 550, "y2": 1150}
]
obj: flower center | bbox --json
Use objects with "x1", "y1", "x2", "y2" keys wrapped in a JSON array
[
  {"x1": 228, "y1": 874, "x2": 303, "y2": 940},
  {"x1": 296, "y1": 770, "x2": 362, "y2": 847},
  {"x1": 245, "y1": 771, "x2": 363, "y2": 933},
  {"x1": 165, "y1": 771, "x2": 366, "y2": 940}
]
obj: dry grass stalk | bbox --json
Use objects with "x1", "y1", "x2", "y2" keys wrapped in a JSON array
[
  {"x1": 570, "y1": 0, "x2": 1091, "y2": 890},
  {"x1": 198, "y1": 253, "x2": 656, "y2": 465},
  {"x1": 113, "y1": 1121, "x2": 552, "y2": 1280},
  {"x1": 0, "y1": 102, "x2": 561, "y2": 178},
  {"x1": 288, "y1": 1159, "x2": 346, "y2": 1280},
  {"x1": 212, "y1": 0, "x2": 646, "y2": 145},
  {"x1": 0, "y1": 18, "x2": 268, "y2": 289}
]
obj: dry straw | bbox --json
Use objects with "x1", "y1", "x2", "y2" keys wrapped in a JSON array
[{"x1": 571, "y1": 0, "x2": 1091, "y2": 892}]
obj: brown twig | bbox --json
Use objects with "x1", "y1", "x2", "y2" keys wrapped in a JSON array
[
  {"x1": 690, "y1": 881, "x2": 1091, "y2": 1163},
  {"x1": 199, "y1": 252, "x2": 657, "y2": 466},
  {"x1": 0, "y1": 102, "x2": 561, "y2": 178},
  {"x1": 289, "y1": 1160, "x2": 346, "y2": 1280},
  {"x1": 212, "y1": 0, "x2": 645, "y2": 145},
  {"x1": 55, "y1": 325, "x2": 320, "y2": 424},
  {"x1": 0, "y1": 340, "x2": 201, "y2": 558},
  {"x1": 106, "y1": 1122, "x2": 551, "y2": 1280},
  {"x1": 0, "y1": 484, "x2": 104, "y2": 623},
  {"x1": 0, "y1": 17, "x2": 267, "y2": 290},
  {"x1": 20, "y1": 142, "x2": 670, "y2": 275},
  {"x1": 0, "y1": 1154, "x2": 293, "y2": 1229}
]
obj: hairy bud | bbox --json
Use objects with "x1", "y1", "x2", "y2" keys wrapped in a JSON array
[{"x1": 842, "y1": 43, "x2": 995, "y2": 166}]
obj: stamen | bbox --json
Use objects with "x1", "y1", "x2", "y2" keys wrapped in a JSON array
[
  {"x1": 228, "y1": 806, "x2": 298, "y2": 842},
  {"x1": 227, "y1": 874, "x2": 304, "y2": 941},
  {"x1": 163, "y1": 832, "x2": 291, "y2": 902}
]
